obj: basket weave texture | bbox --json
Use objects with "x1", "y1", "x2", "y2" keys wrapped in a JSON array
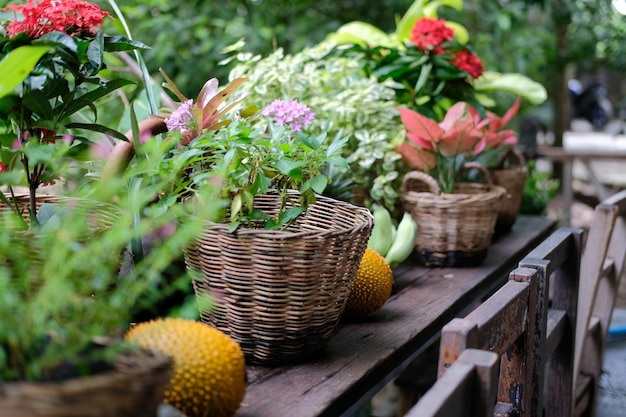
[
  {"x1": 183, "y1": 190, "x2": 374, "y2": 366},
  {"x1": 401, "y1": 163, "x2": 506, "y2": 267},
  {"x1": 489, "y1": 149, "x2": 528, "y2": 233},
  {"x1": 0, "y1": 194, "x2": 120, "y2": 231},
  {"x1": 0, "y1": 348, "x2": 172, "y2": 417}
]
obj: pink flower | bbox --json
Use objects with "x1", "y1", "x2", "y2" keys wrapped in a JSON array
[
  {"x1": 410, "y1": 18, "x2": 454, "y2": 54},
  {"x1": 261, "y1": 99, "x2": 314, "y2": 132},
  {"x1": 165, "y1": 99, "x2": 195, "y2": 134}
]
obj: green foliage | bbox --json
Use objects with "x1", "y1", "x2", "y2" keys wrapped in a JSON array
[
  {"x1": 228, "y1": 41, "x2": 406, "y2": 215},
  {"x1": 99, "y1": 0, "x2": 413, "y2": 96},
  {"x1": 159, "y1": 108, "x2": 349, "y2": 231},
  {"x1": 519, "y1": 160, "x2": 560, "y2": 215},
  {"x1": 0, "y1": 136, "x2": 221, "y2": 381}
]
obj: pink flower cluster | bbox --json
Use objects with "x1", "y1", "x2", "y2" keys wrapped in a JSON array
[
  {"x1": 4, "y1": 0, "x2": 111, "y2": 39},
  {"x1": 261, "y1": 99, "x2": 314, "y2": 132},
  {"x1": 165, "y1": 99, "x2": 195, "y2": 134}
]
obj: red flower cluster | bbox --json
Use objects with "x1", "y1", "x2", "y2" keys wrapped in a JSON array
[
  {"x1": 4, "y1": 0, "x2": 111, "y2": 39},
  {"x1": 451, "y1": 49, "x2": 484, "y2": 79},
  {"x1": 410, "y1": 18, "x2": 484, "y2": 79},
  {"x1": 410, "y1": 18, "x2": 453, "y2": 54}
]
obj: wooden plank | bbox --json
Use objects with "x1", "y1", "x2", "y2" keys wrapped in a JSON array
[
  {"x1": 406, "y1": 349, "x2": 500, "y2": 417},
  {"x1": 438, "y1": 281, "x2": 530, "y2": 377},
  {"x1": 234, "y1": 216, "x2": 556, "y2": 417}
]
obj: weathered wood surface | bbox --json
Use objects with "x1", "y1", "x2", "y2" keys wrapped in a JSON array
[
  {"x1": 405, "y1": 349, "x2": 500, "y2": 417},
  {"x1": 234, "y1": 216, "x2": 555, "y2": 417}
]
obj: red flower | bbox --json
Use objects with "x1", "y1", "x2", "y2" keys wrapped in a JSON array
[
  {"x1": 4, "y1": 0, "x2": 111, "y2": 39},
  {"x1": 0, "y1": 162, "x2": 7, "y2": 173},
  {"x1": 410, "y1": 18, "x2": 454, "y2": 54},
  {"x1": 451, "y1": 49, "x2": 484, "y2": 79}
]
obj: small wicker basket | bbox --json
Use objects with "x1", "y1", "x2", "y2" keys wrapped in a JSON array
[
  {"x1": 183, "y1": 190, "x2": 374, "y2": 366},
  {"x1": 0, "y1": 348, "x2": 172, "y2": 417},
  {"x1": 401, "y1": 163, "x2": 506, "y2": 267},
  {"x1": 489, "y1": 149, "x2": 528, "y2": 234}
]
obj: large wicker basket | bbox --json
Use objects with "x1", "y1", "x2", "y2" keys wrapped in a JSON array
[
  {"x1": 400, "y1": 163, "x2": 506, "y2": 267},
  {"x1": 183, "y1": 190, "x2": 374, "y2": 366},
  {"x1": 0, "y1": 348, "x2": 172, "y2": 417},
  {"x1": 489, "y1": 149, "x2": 528, "y2": 234}
]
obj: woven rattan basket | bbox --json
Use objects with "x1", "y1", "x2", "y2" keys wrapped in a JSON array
[
  {"x1": 400, "y1": 163, "x2": 506, "y2": 267},
  {"x1": 0, "y1": 348, "x2": 172, "y2": 417},
  {"x1": 489, "y1": 149, "x2": 528, "y2": 234},
  {"x1": 183, "y1": 190, "x2": 374, "y2": 366},
  {"x1": 0, "y1": 193, "x2": 120, "y2": 231}
]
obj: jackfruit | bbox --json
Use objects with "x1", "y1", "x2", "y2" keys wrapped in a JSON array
[
  {"x1": 344, "y1": 248, "x2": 393, "y2": 319},
  {"x1": 126, "y1": 318, "x2": 246, "y2": 417}
]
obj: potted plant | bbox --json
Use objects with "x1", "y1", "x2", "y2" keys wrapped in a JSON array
[
  {"x1": 396, "y1": 101, "x2": 506, "y2": 267},
  {"x1": 226, "y1": 40, "x2": 407, "y2": 218},
  {"x1": 471, "y1": 97, "x2": 529, "y2": 233},
  {"x1": 0, "y1": 131, "x2": 218, "y2": 415},
  {"x1": 0, "y1": 0, "x2": 148, "y2": 224},
  {"x1": 143, "y1": 75, "x2": 374, "y2": 365}
]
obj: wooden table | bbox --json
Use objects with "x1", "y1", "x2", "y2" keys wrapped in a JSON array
[{"x1": 235, "y1": 215, "x2": 556, "y2": 417}]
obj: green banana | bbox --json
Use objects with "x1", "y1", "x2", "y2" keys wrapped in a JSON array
[
  {"x1": 367, "y1": 204, "x2": 395, "y2": 257},
  {"x1": 385, "y1": 211, "x2": 417, "y2": 268}
]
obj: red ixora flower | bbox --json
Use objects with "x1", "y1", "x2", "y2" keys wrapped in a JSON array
[
  {"x1": 4, "y1": 0, "x2": 111, "y2": 39},
  {"x1": 451, "y1": 49, "x2": 484, "y2": 79},
  {"x1": 410, "y1": 18, "x2": 454, "y2": 54}
]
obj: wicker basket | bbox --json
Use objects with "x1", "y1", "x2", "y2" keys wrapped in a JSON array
[
  {"x1": 400, "y1": 163, "x2": 506, "y2": 267},
  {"x1": 183, "y1": 190, "x2": 374, "y2": 366},
  {"x1": 0, "y1": 348, "x2": 172, "y2": 417},
  {"x1": 0, "y1": 194, "x2": 120, "y2": 232},
  {"x1": 489, "y1": 149, "x2": 528, "y2": 234}
]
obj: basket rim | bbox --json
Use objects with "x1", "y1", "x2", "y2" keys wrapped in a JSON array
[{"x1": 186, "y1": 191, "x2": 374, "y2": 237}]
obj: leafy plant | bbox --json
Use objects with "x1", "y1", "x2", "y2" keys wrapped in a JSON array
[
  {"x1": 0, "y1": 134, "x2": 220, "y2": 382},
  {"x1": 519, "y1": 160, "x2": 559, "y2": 215},
  {"x1": 227, "y1": 40, "x2": 406, "y2": 215},
  {"x1": 0, "y1": 0, "x2": 148, "y2": 222},
  {"x1": 157, "y1": 89, "x2": 349, "y2": 231}
]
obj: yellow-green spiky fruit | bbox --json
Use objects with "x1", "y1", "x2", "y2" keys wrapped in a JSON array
[
  {"x1": 126, "y1": 318, "x2": 246, "y2": 417},
  {"x1": 344, "y1": 248, "x2": 394, "y2": 319}
]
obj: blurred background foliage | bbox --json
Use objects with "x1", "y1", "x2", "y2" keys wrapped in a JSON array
[
  {"x1": 2, "y1": 0, "x2": 625, "y2": 135},
  {"x1": 90, "y1": 0, "x2": 626, "y2": 133}
]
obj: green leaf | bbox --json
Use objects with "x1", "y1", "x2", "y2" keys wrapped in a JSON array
[
  {"x1": 280, "y1": 206, "x2": 306, "y2": 225},
  {"x1": 326, "y1": 156, "x2": 349, "y2": 168},
  {"x1": 58, "y1": 78, "x2": 135, "y2": 119},
  {"x1": 34, "y1": 32, "x2": 77, "y2": 53},
  {"x1": 65, "y1": 123, "x2": 129, "y2": 142},
  {"x1": 230, "y1": 194, "x2": 242, "y2": 223},
  {"x1": 395, "y1": 0, "x2": 427, "y2": 42},
  {"x1": 276, "y1": 159, "x2": 307, "y2": 176},
  {"x1": 22, "y1": 89, "x2": 54, "y2": 119},
  {"x1": 0, "y1": 46, "x2": 52, "y2": 99},
  {"x1": 473, "y1": 71, "x2": 548, "y2": 105},
  {"x1": 310, "y1": 174, "x2": 329, "y2": 194},
  {"x1": 445, "y1": 21, "x2": 469, "y2": 45},
  {"x1": 331, "y1": 22, "x2": 395, "y2": 47},
  {"x1": 86, "y1": 32, "x2": 104, "y2": 72},
  {"x1": 0, "y1": 171, "x2": 24, "y2": 185},
  {"x1": 103, "y1": 36, "x2": 151, "y2": 52}
]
